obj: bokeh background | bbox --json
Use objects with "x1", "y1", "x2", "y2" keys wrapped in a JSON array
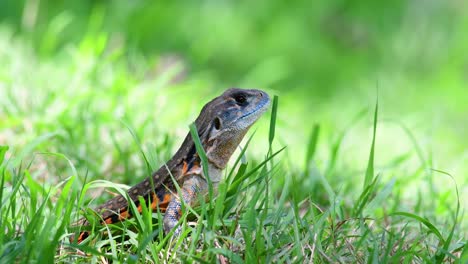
[{"x1": 1, "y1": 0, "x2": 467, "y2": 218}]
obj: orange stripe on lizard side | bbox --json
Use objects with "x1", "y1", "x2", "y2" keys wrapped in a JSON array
[
  {"x1": 150, "y1": 192, "x2": 158, "y2": 210},
  {"x1": 182, "y1": 161, "x2": 188, "y2": 175},
  {"x1": 78, "y1": 191, "x2": 173, "y2": 243},
  {"x1": 104, "y1": 217, "x2": 114, "y2": 224},
  {"x1": 118, "y1": 210, "x2": 130, "y2": 221},
  {"x1": 150, "y1": 192, "x2": 171, "y2": 212},
  {"x1": 76, "y1": 231, "x2": 89, "y2": 243}
]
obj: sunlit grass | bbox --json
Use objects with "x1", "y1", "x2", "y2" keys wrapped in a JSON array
[{"x1": 0, "y1": 27, "x2": 467, "y2": 263}]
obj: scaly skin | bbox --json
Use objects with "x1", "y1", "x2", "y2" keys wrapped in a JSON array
[{"x1": 75, "y1": 88, "x2": 270, "y2": 242}]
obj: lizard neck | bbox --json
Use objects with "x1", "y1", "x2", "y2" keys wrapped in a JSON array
[
  {"x1": 204, "y1": 128, "x2": 249, "y2": 169},
  {"x1": 169, "y1": 127, "x2": 245, "y2": 179}
]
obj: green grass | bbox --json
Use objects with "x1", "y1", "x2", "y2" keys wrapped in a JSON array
[{"x1": 1, "y1": 21, "x2": 467, "y2": 263}]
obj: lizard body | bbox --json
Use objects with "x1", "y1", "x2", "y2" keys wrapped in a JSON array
[{"x1": 76, "y1": 88, "x2": 270, "y2": 242}]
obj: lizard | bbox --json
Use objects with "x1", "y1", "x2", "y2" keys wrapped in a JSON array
[{"x1": 74, "y1": 88, "x2": 270, "y2": 243}]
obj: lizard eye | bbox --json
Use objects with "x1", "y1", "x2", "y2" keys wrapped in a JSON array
[
  {"x1": 234, "y1": 93, "x2": 247, "y2": 105},
  {"x1": 213, "y1": 117, "x2": 222, "y2": 130}
]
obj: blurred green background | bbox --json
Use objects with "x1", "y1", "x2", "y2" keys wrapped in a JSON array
[{"x1": 1, "y1": 0, "x2": 467, "y2": 208}]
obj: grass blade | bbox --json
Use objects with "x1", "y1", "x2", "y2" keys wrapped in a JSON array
[
  {"x1": 305, "y1": 124, "x2": 320, "y2": 172},
  {"x1": 431, "y1": 169, "x2": 461, "y2": 263},
  {"x1": 363, "y1": 97, "x2": 378, "y2": 189},
  {"x1": 268, "y1": 95, "x2": 278, "y2": 147},
  {"x1": 189, "y1": 123, "x2": 211, "y2": 195}
]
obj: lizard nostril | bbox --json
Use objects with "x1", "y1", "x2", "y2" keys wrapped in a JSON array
[{"x1": 259, "y1": 92, "x2": 263, "y2": 97}]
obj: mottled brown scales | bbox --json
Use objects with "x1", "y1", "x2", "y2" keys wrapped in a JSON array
[{"x1": 74, "y1": 88, "x2": 270, "y2": 243}]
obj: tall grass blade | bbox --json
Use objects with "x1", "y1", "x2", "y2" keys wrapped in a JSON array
[
  {"x1": 363, "y1": 97, "x2": 378, "y2": 189},
  {"x1": 189, "y1": 122, "x2": 216, "y2": 250},
  {"x1": 431, "y1": 169, "x2": 460, "y2": 263},
  {"x1": 305, "y1": 124, "x2": 320, "y2": 172},
  {"x1": 189, "y1": 123, "x2": 212, "y2": 196},
  {"x1": 269, "y1": 95, "x2": 278, "y2": 147}
]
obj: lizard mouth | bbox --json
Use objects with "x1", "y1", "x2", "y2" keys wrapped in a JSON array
[{"x1": 239, "y1": 96, "x2": 271, "y2": 121}]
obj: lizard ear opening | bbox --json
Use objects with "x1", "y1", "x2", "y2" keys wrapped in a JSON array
[{"x1": 213, "y1": 117, "x2": 222, "y2": 130}]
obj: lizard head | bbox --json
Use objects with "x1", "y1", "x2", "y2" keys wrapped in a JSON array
[{"x1": 194, "y1": 88, "x2": 270, "y2": 169}]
